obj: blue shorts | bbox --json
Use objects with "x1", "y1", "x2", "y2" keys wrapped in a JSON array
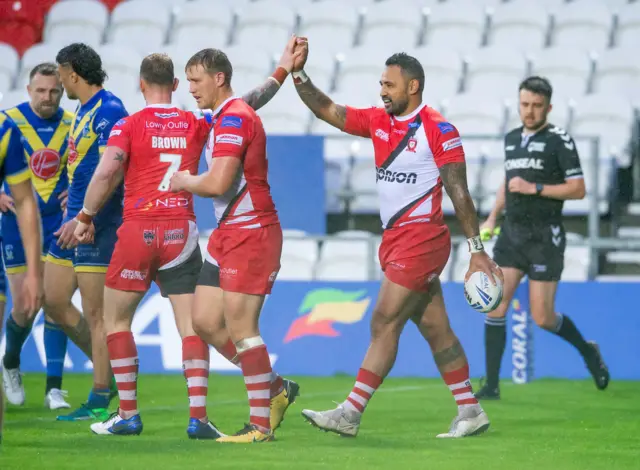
[
  {"x1": 0, "y1": 236, "x2": 6, "y2": 302},
  {"x1": 2, "y1": 211, "x2": 63, "y2": 273},
  {"x1": 46, "y1": 215, "x2": 120, "y2": 273}
]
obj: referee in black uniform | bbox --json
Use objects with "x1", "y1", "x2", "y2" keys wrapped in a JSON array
[{"x1": 475, "y1": 76, "x2": 610, "y2": 399}]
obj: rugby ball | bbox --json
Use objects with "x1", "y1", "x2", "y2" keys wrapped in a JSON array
[{"x1": 464, "y1": 271, "x2": 503, "y2": 313}]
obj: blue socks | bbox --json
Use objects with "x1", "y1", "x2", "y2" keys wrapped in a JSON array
[
  {"x1": 87, "y1": 387, "x2": 111, "y2": 409},
  {"x1": 44, "y1": 320, "x2": 68, "y2": 392},
  {"x1": 2, "y1": 314, "x2": 31, "y2": 370}
]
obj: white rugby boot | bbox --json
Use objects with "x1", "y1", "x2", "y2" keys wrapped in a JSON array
[
  {"x1": 301, "y1": 404, "x2": 361, "y2": 437},
  {"x1": 45, "y1": 389, "x2": 71, "y2": 410},
  {"x1": 436, "y1": 405, "x2": 490, "y2": 438},
  {"x1": 2, "y1": 366, "x2": 25, "y2": 406}
]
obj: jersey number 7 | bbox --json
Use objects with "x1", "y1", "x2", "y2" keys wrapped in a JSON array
[{"x1": 158, "y1": 153, "x2": 182, "y2": 191}]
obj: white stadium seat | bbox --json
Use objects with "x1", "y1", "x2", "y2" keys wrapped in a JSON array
[
  {"x1": 298, "y1": 1, "x2": 360, "y2": 55},
  {"x1": 411, "y1": 47, "x2": 463, "y2": 101},
  {"x1": 278, "y1": 257, "x2": 315, "y2": 281},
  {"x1": 171, "y1": 1, "x2": 233, "y2": 48},
  {"x1": 563, "y1": 246, "x2": 590, "y2": 281},
  {"x1": 315, "y1": 258, "x2": 369, "y2": 281},
  {"x1": 461, "y1": 138, "x2": 503, "y2": 161},
  {"x1": 530, "y1": 47, "x2": 593, "y2": 100},
  {"x1": 463, "y1": 47, "x2": 528, "y2": 99},
  {"x1": 0, "y1": 89, "x2": 28, "y2": 109},
  {"x1": 488, "y1": 1, "x2": 549, "y2": 51},
  {"x1": 442, "y1": 95, "x2": 506, "y2": 136},
  {"x1": 320, "y1": 230, "x2": 374, "y2": 261},
  {"x1": 593, "y1": 47, "x2": 640, "y2": 98},
  {"x1": 360, "y1": 2, "x2": 424, "y2": 50},
  {"x1": 425, "y1": 3, "x2": 488, "y2": 52},
  {"x1": 257, "y1": 85, "x2": 311, "y2": 134},
  {"x1": 336, "y1": 48, "x2": 392, "y2": 96},
  {"x1": 97, "y1": 44, "x2": 143, "y2": 95},
  {"x1": 0, "y1": 43, "x2": 18, "y2": 92},
  {"x1": 45, "y1": 0, "x2": 107, "y2": 47},
  {"x1": 614, "y1": 3, "x2": 640, "y2": 49},
  {"x1": 107, "y1": 1, "x2": 171, "y2": 53},
  {"x1": 18, "y1": 44, "x2": 60, "y2": 87},
  {"x1": 552, "y1": 1, "x2": 613, "y2": 50},
  {"x1": 234, "y1": 1, "x2": 296, "y2": 51}
]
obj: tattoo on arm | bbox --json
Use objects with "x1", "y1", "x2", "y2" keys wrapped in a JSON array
[
  {"x1": 433, "y1": 340, "x2": 466, "y2": 368},
  {"x1": 113, "y1": 150, "x2": 125, "y2": 162},
  {"x1": 295, "y1": 79, "x2": 346, "y2": 129},
  {"x1": 439, "y1": 162, "x2": 480, "y2": 239},
  {"x1": 242, "y1": 78, "x2": 281, "y2": 111}
]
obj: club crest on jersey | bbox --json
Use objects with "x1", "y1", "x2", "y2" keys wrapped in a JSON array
[
  {"x1": 30, "y1": 148, "x2": 61, "y2": 180},
  {"x1": 407, "y1": 138, "x2": 418, "y2": 153},
  {"x1": 143, "y1": 230, "x2": 155, "y2": 246}
]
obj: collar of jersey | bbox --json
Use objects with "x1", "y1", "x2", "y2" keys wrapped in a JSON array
[
  {"x1": 18, "y1": 101, "x2": 64, "y2": 125},
  {"x1": 80, "y1": 88, "x2": 106, "y2": 111},
  {"x1": 394, "y1": 102, "x2": 425, "y2": 122},
  {"x1": 145, "y1": 103, "x2": 177, "y2": 109},
  {"x1": 211, "y1": 96, "x2": 239, "y2": 117}
]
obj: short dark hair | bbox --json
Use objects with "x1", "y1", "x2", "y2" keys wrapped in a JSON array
[
  {"x1": 29, "y1": 62, "x2": 58, "y2": 82},
  {"x1": 185, "y1": 48, "x2": 232, "y2": 86},
  {"x1": 519, "y1": 76, "x2": 553, "y2": 101},
  {"x1": 55, "y1": 43, "x2": 107, "y2": 86},
  {"x1": 385, "y1": 53, "x2": 425, "y2": 93},
  {"x1": 140, "y1": 53, "x2": 174, "y2": 86}
]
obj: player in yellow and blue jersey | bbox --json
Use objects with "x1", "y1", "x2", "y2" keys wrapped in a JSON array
[
  {"x1": 1, "y1": 63, "x2": 84, "y2": 411},
  {"x1": 0, "y1": 111, "x2": 45, "y2": 446},
  {"x1": 46, "y1": 43, "x2": 127, "y2": 422}
]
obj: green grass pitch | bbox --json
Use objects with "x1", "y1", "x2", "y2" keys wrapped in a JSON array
[{"x1": 1, "y1": 374, "x2": 639, "y2": 469}]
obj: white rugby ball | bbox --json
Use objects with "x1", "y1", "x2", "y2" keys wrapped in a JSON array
[{"x1": 464, "y1": 271, "x2": 503, "y2": 313}]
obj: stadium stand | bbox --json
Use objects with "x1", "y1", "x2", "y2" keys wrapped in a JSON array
[{"x1": 0, "y1": 0, "x2": 638, "y2": 282}]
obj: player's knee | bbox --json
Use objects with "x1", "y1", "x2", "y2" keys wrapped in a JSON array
[
  {"x1": 530, "y1": 304, "x2": 555, "y2": 330},
  {"x1": 369, "y1": 307, "x2": 403, "y2": 340}
]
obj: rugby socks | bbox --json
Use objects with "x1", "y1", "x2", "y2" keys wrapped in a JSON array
[
  {"x1": 443, "y1": 364, "x2": 479, "y2": 410},
  {"x1": 87, "y1": 387, "x2": 111, "y2": 409},
  {"x1": 107, "y1": 332, "x2": 139, "y2": 416},
  {"x1": 484, "y1": 316, "x2": 507, "y2": 389},
  {"x1": 182, "y1": 335, "x2": 209, "y2": 421},
  {"x1": 219, "y1": 338, "x2": 284, "y2": 397},
  {"x1": 342, "y1": 368, "x2": 383, "y2": 414},
  {"x1": 237, "y1": 337, "x2": 273, "y2": 433},
  {"x1": 550, "y1": 313, "x2": 592, "y2": 357},
  {"x1": 44, "y1": 320, "x2": 68, "y2": 392},
  {"x1": 2, "y1": 314, "x2": 31, "y2": 370}
]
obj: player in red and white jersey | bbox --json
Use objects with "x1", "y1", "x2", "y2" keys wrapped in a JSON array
[
  {"x1": 72, "y1": 47, "x2": 301, "y2": 439},
  {"x1": 292, "y1": 40, "x2": 503, "y2": 438},
  {"x1": 169, "y1": 46, "x2": 298, "y2": 444}
]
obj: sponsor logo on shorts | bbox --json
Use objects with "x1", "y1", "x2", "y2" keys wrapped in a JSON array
[
  {"x1": 163, "y1": 228, "x2": 185, "y2": 245},
  {"x1": 4, "y1": 244, "x2": 14, "y2": 261},
  {"x1": 533, "y1": 264, "x2": 547, "y2": 273},
  {"x1": 143, "y1": 230, "x2": 155, "y2": 246},
  {"x1": 268, "y1": 270, "x2": 278, "y2": 283},
  {"x1": 220, "y1": 267, "x2": 238, "y2": 277},
  {"x1": 121, "y1": 269, "x2": 146, "y2": 280},
  {"x1": 30, "y1": 148, "x2": 61, "y2": 180},
  {"x1": 215, "y1": 134, "x2": 243, "y2": 146}
]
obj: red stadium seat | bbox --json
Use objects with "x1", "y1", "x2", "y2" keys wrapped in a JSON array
[
  {"x1": 100, "y1": 0, "x2": 124, "y2": 11},
  {"x1": 0, "y1": 22, "x2": 38, "y2": 56},
  {"x1": 0, "y1": 0, "x2": 43, "y2": 55}
]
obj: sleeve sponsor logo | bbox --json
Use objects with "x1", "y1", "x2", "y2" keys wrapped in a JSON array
[
  {"x1": 565, "y1": 167, "x2": 583, "y2": 176},
  {"x1": 437, "y1": 122, "x2": 455, "y2": 134},
  {"x1": 115, "y1": 118, "x2": 127, "y2": 126},
  {"x1": 442, "y1": 137, "x2": 462, "y2": 151},
  {"x1": 95, "y1": 118, "x2": 110, "y2": 131},
  {"x1": 109, "y1": 129, "x2": 122, "y2": 137},
  {"x1": 220, "y1": 115, "x2": 243, "y2": 128},
  {"x1": 215, "y1": 134, "x2": 243, "y2": 146}
]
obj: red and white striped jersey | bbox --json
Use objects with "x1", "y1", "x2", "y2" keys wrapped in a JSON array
[
  {"x1": 203, "y1": 97, "x2": 278, "y2": 229},
  {"x1": 344, "y1": 104, "x2": 465, "y2": 230}
]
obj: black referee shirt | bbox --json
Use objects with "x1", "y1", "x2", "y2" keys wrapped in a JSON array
[{"x1": 503, "y1": 123, "x2": 584, "y2": 225}]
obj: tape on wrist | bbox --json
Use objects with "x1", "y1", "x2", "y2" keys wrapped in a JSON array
[
  {"x1": 76, "y1": 207, "x2": 95, "y2": 224},
  {"x1": 270, "y1": 66, "x2": 288, "y2": 86},
  {"x1": 468, "y1": 235, "x2": 484, "y2": 253},
  {"x1": 292, "y1": 70, "x2": 309, "y2": 84}
]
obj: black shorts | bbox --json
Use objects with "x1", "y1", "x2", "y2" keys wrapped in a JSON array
[
  {"x1": 197, "y1": 260, "x2": 220, "y2": 288},
  {"x1": 157, "y1": 245, "x2": 203, "y2": 297},
  {"x1": 493, "y1": 222, "x2": 565, "y2": 282}
]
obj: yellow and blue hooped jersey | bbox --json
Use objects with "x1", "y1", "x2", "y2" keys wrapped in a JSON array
[
  {"x1": 3, "y1": 102, "x2": 73, "y2": 217},
  {"x1": 67, "y1": 89, "x2": 127, "y2": 226}
]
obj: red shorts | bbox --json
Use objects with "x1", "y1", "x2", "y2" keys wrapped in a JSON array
[
  {"x1": 379, "y1": 223, "x2": 451, "y2": 292},
  {"x1": 106, "y1": 219, "x2": 201, "y2": 295},
  {"x1": 204, "y1": 224, "x2": 282, "y2": 295}
]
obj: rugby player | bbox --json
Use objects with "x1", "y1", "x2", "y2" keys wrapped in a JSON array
[
  {"x1": 168, "y1": 42, "x2": 305, "y2": 443},
  {"x1": 0, "y1": 109, "x2": 45, "y2": 444},
  {"x1": 77, "y1": 38, "x2": 303, "y2": 438},
  {"x1": 291, "y1": 40, "x2": 501, "y2": 438},
  {"x1": 475, "y1": 76, "x2": 609, "y2": 400},
  {"x1": 1, "y1": 63, "x2": 76, "y2": 410},
  {"x1": 47, "y1": 43, "x2": 128, "y2": 421}
]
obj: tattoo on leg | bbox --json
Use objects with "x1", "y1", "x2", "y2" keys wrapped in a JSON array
[
  {"x1": 64, "y1": 316, "x2": 93, "y2": 358},
  {"x1": 433, "y1": 340, "x2": 465, "y2": 368}
]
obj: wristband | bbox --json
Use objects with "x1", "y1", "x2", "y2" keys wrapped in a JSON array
[
  {"x1": 270, "y1": 66, "x2": 288, "y2": 86},
  {"x1": 536, "y1": 183, "x2": 544, "y2": 195},
  {"x1": 292, "y1": 70, "x2": 309, "y2": 84},
  {"x1": 76, "y1": 207, "x2": 95, "y2": 224},
  {"x1": 467, "y1": 235, "x2": 484, "y2": 253}
]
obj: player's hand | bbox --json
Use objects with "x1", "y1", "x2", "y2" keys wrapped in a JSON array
[
  {"x1": 466, "y1": 251, "x2": 503, "y2": 286},
  {"x1": 55, "y1": 218, "x2": 80, "y2": 250},
  {"x1": 169, "y1": 170, "x2": 191, "y2": 193},
  {"x1": 0, "y1": 192, "x2": 16, "y2": 214},
  {"x1": 278, "y1": 35, "x2": 302, "y2": 73},
  {"x1": 58, "y1": 189, "x2": 69, "y2": 211},
  {"x1": 292, "y1": 36, "x2": 308, "y2": 72},
  {"x1": 508, "y1": 176, "x2": 536, "y2": 195},
  {"x1": 22, "y1": 270, "x2": 43, "y2": 320},
  {"x1": 74, "y1": 219, "x2": 95, "y2": 245}
]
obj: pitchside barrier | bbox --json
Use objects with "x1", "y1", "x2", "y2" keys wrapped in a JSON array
[{"x1": 1, "y1": 274, "x2": 637, "y2": 381}]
